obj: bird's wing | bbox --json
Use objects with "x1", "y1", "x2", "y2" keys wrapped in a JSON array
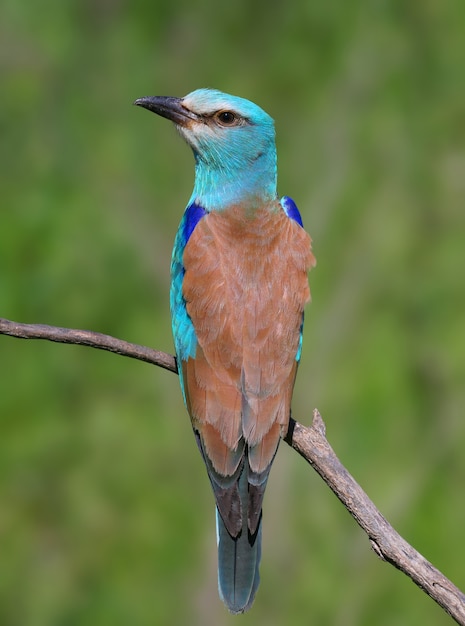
[{"x1": 171, "y1": 202, "x2": 207, "y2": 392}]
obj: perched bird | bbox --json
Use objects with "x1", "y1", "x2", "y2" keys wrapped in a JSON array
[{"x1": 135, "y1": 89, "x2": 315, "y2": 613}]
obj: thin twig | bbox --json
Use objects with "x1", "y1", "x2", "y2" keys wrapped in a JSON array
[{"x1": 1, "y1": 317, "x2": 465, "y2": 624}]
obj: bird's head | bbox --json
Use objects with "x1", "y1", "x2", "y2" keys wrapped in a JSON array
[{"x1": 135, "y1": 88, "x2": 278, "y2": 211}]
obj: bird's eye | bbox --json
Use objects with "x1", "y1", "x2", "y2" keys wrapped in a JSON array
[{"x1": 215, "y1": 110, "x2": 238, "y2": 126}]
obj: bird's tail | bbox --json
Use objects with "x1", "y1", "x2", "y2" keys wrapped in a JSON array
[{"x1": 216, "y1": 466, "x2": 262, "y2": 614}]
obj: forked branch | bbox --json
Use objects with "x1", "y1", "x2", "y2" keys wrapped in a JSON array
[{"x1": 1, "y1": 317, "x2": 464, "y2": 624}]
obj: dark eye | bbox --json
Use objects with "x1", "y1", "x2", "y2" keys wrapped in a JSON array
[{"x1": 216, "y1": 110, "x2": 238, "y2": 126}]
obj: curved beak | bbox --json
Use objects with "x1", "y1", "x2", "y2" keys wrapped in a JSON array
[{"x1": 133, "y1": 96, "x2": 197, "y2": 127}]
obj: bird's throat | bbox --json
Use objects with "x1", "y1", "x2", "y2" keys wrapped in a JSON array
[{"x1": 190, "y1": 153, "x2": 277, "y2": 213}]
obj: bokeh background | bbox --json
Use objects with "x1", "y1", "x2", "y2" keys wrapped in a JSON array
[{"x1": 2, "y1": 1, "x2": 465, "y2": 624}]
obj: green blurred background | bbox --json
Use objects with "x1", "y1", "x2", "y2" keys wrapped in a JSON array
[{"x1": 1, "y1": 1, "x2": 465, "y2": 624}]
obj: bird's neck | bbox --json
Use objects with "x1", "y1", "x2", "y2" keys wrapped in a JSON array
[{"x1": 189, "y1": 151, "x2": 277, "y2": 212}]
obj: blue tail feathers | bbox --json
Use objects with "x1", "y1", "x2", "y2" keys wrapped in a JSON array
[
  {"x1": 216, "y1": 510, "x2": 262, "y2": 614},
  {"x1": 216, "y1": 466, "x2": 262, "y2": 614}
]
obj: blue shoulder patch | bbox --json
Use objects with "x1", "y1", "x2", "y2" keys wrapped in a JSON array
[
  {"x1": 170, "y1": 202, "x2": 208, "y2": 390},
  {"x1": 281, "y1": 196, "x2": 305, "y2": 363},
  {"x1": 182, "y1": 202, "x2": 208, "y2": 246},
  {"x1": 281, "y1": 196, "x2": 303, "y2": 227}
]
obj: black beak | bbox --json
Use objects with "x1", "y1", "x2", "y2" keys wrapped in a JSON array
[{"x1": 133, "y1": 96, "x2": 197, "y2": 126}]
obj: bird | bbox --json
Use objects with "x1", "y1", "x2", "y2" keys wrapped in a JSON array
[{"x1": 134, "y1": 88, "x2": 316, "y2": 613}]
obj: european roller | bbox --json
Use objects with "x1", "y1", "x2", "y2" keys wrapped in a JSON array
[{"x1": 135, "y1": 89, "x2": 316, "y2": 613}]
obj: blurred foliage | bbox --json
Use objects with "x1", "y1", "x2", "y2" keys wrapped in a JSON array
[{"x1": 1, "y1": 1, "x2": 465, "y2": 624}]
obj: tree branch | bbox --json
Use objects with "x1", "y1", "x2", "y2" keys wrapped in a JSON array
[
  {"x1": 1, "y1": 317, "x2": 464, "y2": 624},
  {"x1": 0, "y1": 318, "x2": 176, "y2": 373},
  {"x1": 287, "y1": 413, "x2": 465, "y2": 624}
]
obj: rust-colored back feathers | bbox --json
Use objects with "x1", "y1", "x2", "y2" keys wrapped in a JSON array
[{"x1": 182, "y1": 203, "x2": 315, "y2": 532}]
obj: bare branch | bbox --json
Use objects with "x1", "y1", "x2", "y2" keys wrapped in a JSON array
[
  {"x1": 1, "y1": 317, "x2": 465, "y2": 624},
  {"x1": 287, "y1": 411, "x2": 465, "y2": 625},
  {"x1": 0, "y1": 317, "x2": 176, "y2": 373}
]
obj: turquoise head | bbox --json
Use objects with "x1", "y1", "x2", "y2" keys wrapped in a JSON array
[{"x1": 135, "y1": 88, "x2": 278, "y2": 211}]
